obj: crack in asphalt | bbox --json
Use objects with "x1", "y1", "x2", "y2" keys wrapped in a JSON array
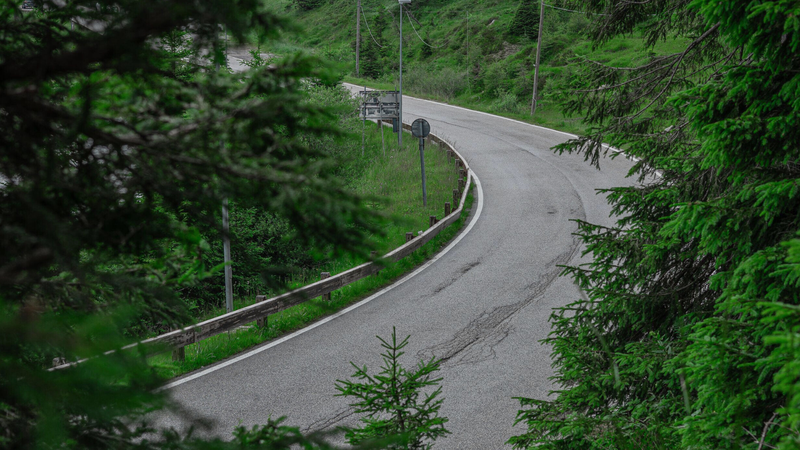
[
  {"x1": 432, "y1": 260, "x2": 481, "y2": 295},
  {"x1": 416, "y1": 236, "x2": 582, "y2": 368},
  {"x1": 303, "y1": 407, "x2": 357, "y2": 433}
]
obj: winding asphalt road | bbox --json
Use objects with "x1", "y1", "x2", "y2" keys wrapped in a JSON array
[{"x1": 159, "y1": 87, "x2": 634, "y2": 448}]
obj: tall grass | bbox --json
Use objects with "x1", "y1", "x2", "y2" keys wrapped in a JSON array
[{"x1": 403, "y1": 66, "x2": 468, "y2": 101}]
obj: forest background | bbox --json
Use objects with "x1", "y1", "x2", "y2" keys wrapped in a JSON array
[
  {"x1": 287, "y1": 0, "x2": 800, "y2": 449},
  {"x1": 2, "y1": 0, "x2": 800, "y2": 449}
]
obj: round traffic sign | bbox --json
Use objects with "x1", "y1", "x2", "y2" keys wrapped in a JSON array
[{"x1": 411, "y1": 118, "x2": 430, "y2": 138}]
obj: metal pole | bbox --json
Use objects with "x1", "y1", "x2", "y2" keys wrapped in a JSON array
[
  {"x1": 356, "y1": 0, "x2": 361, "y2": 76},
  {"x1": 398, "y1": 3, "x2": 403, "y2": 148},
  {"x1": 379, "y1": 98, "x2": 386, "y2": 156},
  {"x1": 362, "y1": 85, "x2": 366, "y2": 156},
  {"x1": 531, "y1": 0, "x2": 545, "y2": 115},
  {"x1": 381, "y1": 120, "x2": 385, "y2": 156},
  {"x1": 222, "y1": 198, "x2": 234, "y2": 313},
  {"x1": 217, "y1": 26, "x2": 233, "y2": 313},
  {"x1": 466, "y1": 12, "x2": 470, "y2": 92},
  {"x1": 419, "y1": 137, "x2": 427, "y2": 206}
]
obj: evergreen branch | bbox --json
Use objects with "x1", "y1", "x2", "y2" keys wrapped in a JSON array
[{"x1": 625, "y1": 23, "x2": 720, "y2": 123}]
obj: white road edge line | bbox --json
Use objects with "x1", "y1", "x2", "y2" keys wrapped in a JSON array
[
  {"x1": 344, "y1": 82, "x2": 577, "y2": 139},
  {"x1": 344, "y1": 83, "x2": 647, "y2": 165},
  {"x1": 160, "y1": 173, "x2": 484, "y2": 391}
]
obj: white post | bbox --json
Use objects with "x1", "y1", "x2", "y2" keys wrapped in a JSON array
[
  {"x1": 222, "y1": 199, "x2": 233, "y2": 313},
  {"x1": 217, "y1": 26, "x2": 234, "y2": 313}
]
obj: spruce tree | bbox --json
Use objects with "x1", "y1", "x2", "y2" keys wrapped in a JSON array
[
  {"x1": 336, "y1": 328, "x2": 450, "y2": 449},
  {"x1": 508, "y1": 0, "x2": 539, "y2": 40},
  {"x1": 0, "y1": 0, "x2": 380, "y2": 447},
  {"x1": 510, "y1": 0, "x2": 800, "y2": 449}
]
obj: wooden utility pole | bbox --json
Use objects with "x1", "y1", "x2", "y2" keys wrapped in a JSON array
[
  {"x1": 466, "y1": 12, "x2": 470, "y2": 91},
  {"x1": 531, "y1": 0, "x2": 545, "y2": 115},
  {"x1": 356, "y1": 0, "x2": 361, "y2": 76}
]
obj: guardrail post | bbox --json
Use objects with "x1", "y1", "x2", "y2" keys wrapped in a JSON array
[
  {"x1": 255, "y1": 295, "x2": 268, "y2": 328},
  {"x1": 170, "y1": 326, "x2": 186, "y2": 362},
  {"x1": 371, "y1": 251, "x2": 382, "y2": 275},
  {"x1": 172, "y1": 346, "x2": 185, "y2": 362},
  {"x1": 406, "y1": 232, "x2": 414, "y2": 242},
  {"x1": 429, "y1": 215, "x2": 436, "y2": 227},
  {"x1": 445, "y1": 202, "x2": 451, "y2": 216},
  {"x1": 459, "y1": 168, "x2": 466, "y2": 180},
  {"x1": 321, "y1": 272, "x2": 331, "y2": 301},
  {"x1": 459, "y1": 178, "x2": 466, "y2": 193},
  {"x1": 453, "y1": 189, "x2": 459, "y2": 207}
]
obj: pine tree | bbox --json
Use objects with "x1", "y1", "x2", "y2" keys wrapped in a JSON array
[
  {"x1": 508, "y1": 0, "x2": 539, "y2": 40},
  {"x1": 510, "y1": 0, "x2": 800, "y2": 449},
  {"x1": 336, "y1": 328, "x2": 450, "y2": 449},
  {"x1": 0, "y1": 0, "x2": 381, "y2": 447}
]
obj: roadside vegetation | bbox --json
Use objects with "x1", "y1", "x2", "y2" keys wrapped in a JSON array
[
  {"x1": 292, "y1": 0, "x2": 800, "y2": 448},
  {"x1": 149, "y1": 120, "x2": 474, "y2": 378},
  {"x1": 272, "y1": 0, "x2": 688, "y2": 135},
  {"x1": 1, "y1": 1, "x2": 462, "y2": 447},
  {"x1": 4, "y1": 0, "x2": 800, "y2": 449},
  {"x1": 164, "y1": 83, "x2": 462, "y2": 332}
]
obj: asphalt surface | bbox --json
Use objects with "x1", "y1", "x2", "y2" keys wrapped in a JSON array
[{"x1": 159, "y1": 83, "x2": 635, "y2": 448}]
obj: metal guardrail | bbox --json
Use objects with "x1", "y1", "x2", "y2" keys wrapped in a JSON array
[{"x1": 54, "y1": 128, "x2": 472, "y2": 367}]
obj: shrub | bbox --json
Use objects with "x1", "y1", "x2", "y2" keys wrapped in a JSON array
[
  {"x1": 508, "y1": 0, "x2": 540, "y2": 40},
  {"x1": 403, "y1": 66, "x2": 468, "y2": 101},
  {"x1": 336, "y1": 328, "x2": 450, "y2": 449}
]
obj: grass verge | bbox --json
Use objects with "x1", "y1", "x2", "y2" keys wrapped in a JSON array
[{"x1": 149, "y1": 129, "x2": 476, "y2": 380}]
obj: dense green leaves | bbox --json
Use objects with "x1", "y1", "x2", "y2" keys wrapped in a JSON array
[
  {"x1": 508, "y1": 0, "x2": 540, "y2": 40},
  {"x1": 0, "y1": 0, "x2": 382, "y2": 447},
  {"x1": 511, "y1": 0, "x2": 800, "y2": 449},
  {"x1": 336, "y1": 328, "x2": 450, "y2": 449}
]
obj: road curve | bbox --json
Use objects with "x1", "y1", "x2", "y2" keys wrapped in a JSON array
[{"x1": 159, "y1": 88, "x2": 634, "y2": 449}]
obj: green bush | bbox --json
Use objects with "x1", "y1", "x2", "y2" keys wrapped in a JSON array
[
  {"x1": 293, "y1": 0, "x2": 324, "y2": 11},
  {"x1": 403, "y1": 65, "x2": 468, "y2": 101},
  {"x1": 508, "y1": 0, "x2": 539, "y2": 40},
  {"x1": 336, "y1": 328, "x2": 450, "y2": 449}
]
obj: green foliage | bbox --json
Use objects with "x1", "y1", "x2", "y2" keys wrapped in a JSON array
[
  {"x1": 0, "y1": 0, "x2": 381, "y2": 447},
  {"x1": 402, "y1": 65, "x2": 468, "y2": 101},
  {"x1": 294, "y1": 0, "x2": 324, "y2": 12},
  {"x1": 231, "y1": 418, "x2": 351, "y2": 449},
  {"x1": 358, "y1": 12, "x2": 388, "y2": 79},
  {"x1": 361, "y1": 36, "x2": 383, "y2": 79},
  {"x1": 159, "y1": 29, "x2": 195, "y2": 80},
  {"x1": 510, "y1": 0, "x2": 800, "y2": 449},
  {"x1": 336, "y1": 328, "x2": 450, "y2": 449},
  {"x1": 508, "y1": 0, "x2": 539, "y2": 40}
]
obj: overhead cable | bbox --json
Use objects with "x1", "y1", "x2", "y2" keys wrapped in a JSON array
[
  {"x1": 361, "y1": 6, "x2": 384, "y2": 48},
  {"x1": 405, "y1": 9, "x2": 448, "y2": 48}
]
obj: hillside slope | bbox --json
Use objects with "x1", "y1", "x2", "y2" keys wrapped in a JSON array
[{"x1": 270, "y1": 0, "x2": 687, "y2": 132}]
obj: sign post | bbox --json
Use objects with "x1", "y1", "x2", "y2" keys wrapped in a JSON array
[
  {"x1": 411, "y1": 118, "x2": 431, "y2": 206},
  {"x1": 359, "y1": 89, "x2": 400, "y2": 157}
]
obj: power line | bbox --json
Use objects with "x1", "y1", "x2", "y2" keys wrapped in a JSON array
[
  {"x1": 360, "y1": 6, "x2": 384, "y2": 48},
  {"x1": 405, "y1": 9, "x2": 448, "y2": 48}
]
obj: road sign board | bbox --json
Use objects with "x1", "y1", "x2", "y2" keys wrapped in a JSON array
[
  {"x1": 411, "y1": 118, "x2": 430, "y2": 138},
  {"x1": 359, "y1": 90, "x2": 399, "y2": 121}
]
